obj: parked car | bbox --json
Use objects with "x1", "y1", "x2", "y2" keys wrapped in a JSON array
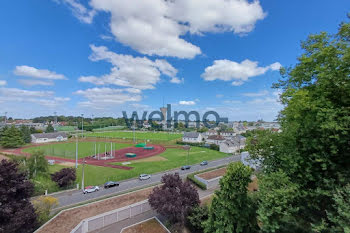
[
  {"x1": 104, "y1": 181, "x2": 120, "y2": 189},
  {"x1": 200, "y1": 161, "x2": 208, "y2": 166},
  {"x1": 181, "y1": 165, "x2": 191, "y2": 170},
  {"x1": 83, "y1": 186, "x2": 99, "y2": 194},
  {"x1": 139, "y1": 174, "x2": 151, "y2": 180}
]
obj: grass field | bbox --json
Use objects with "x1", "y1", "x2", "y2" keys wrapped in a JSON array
[
  {"x1": 73, "y1": 146, "x2": 228, "y2": 186},
  {"x1": 22, "y1": 142, "x2": 133, "y2": 159},
  {"x1": 55, "y1": 126, "x2": 76, "y2": 131},
  {"x1": 86, "y1": 131, "x2": 182, "y2": 141}
]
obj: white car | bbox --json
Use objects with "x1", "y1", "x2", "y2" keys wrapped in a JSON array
[
  {"x1": 139, "y1": 174, "x2": 151, "y2": 180},
  {"x1": 83, "y1": 186, "x2": 99, "y2": 194}
]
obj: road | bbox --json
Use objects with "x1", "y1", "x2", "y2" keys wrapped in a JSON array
[{"x1": 52, "y1": 155, "x2": 240, "y2": 210}]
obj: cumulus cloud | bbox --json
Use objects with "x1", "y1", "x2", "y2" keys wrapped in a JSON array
[
  {"x1": 18, "y1": 79, "x2": 54, "y2": 86},
  {"x1": 0, "y1": 87, "x2": 69, "y2": 107},
  {"x1": 179, "y1": 100, "x2": 196, "y2": 105},
  {"x1": 74, "y1": 87, "x2": 142, "y2": 109},
  {"x1": 79, "y1": 45, "x2": 181, "y2": 89},
  {"x1": 0, "y1": 80, "x2": 7, "y2": 86},
  {"x1": 14, "y1": 65, "x2": 67, "y2": 80},
  {"x1": 201, "y1": 59, "x2": 281, "y2": 86},
  {"x1": 63, "y1": 0, "x2": 266, "y2": 58}
]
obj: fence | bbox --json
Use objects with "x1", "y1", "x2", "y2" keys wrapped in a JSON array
[{"x1": 71, "y1": 200, "x2": 151, "y2": 233}]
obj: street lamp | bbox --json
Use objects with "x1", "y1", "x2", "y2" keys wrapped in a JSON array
[
  {"x1": 81, "y1": 114, "x2": 84, "y2": 138},
  {"x1": 183, "y1": 145, "x2": 191, "y2": 165}
]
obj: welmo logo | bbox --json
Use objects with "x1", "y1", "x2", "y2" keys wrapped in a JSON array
[{"x1": 122, "y1": 104, "x2": 228, "y2": 129}]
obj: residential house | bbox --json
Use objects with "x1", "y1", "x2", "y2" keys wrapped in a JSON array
[
  {"x1": 31, "y1": 132, "x2": 68, "y2": 143},
  {"x1": 182, "y1": 132, "x2": 203, "y2": 143},
  {"x1": 219, "y1": 135, "x2": 246, "y2": 153},
  {"x1": 204, "y1": 129, "x2": 218, "y2": 138},
  {"x1": 206, "y1": 135, "x2": 225, "y2": 145},
  {"x1": 220, "y1": 131, "x2": 236, "y2": 139}
]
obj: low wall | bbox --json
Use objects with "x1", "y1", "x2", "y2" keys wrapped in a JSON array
[
  {"x1": 71, "y1": 200, "x2": 151, "y2": 233},
  {"x1": 194, "y1": 175, "x2": 222, "y2": 189}
]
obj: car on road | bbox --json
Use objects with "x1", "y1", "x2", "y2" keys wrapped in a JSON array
[
  {"x1": 181, "y1": 165, "x2": 191, "y2": 170},
  {"x1": 104, "y1": 181, "x2": 120, "y2": 189},
  {"x1": 139, "y1": 174, "x2": 151, "y2": 180},
  {"x1": 83, "y1": 186, "x2": 99, "y2": 194},
  {"x1": 200, "y1": 161, "x2": 208, "y2": 166}
]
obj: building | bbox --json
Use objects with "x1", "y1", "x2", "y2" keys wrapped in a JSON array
[
  {"x1": 219, "y1": 135, "x2": 246, "y2": 153},
  {"x1": 220, "y1": 131, "x2": 236, "y2": 138},
  {"x1": 31, "y1": 132, "x2": 68, "y2": 143},
  {"x1": 204, "y1": 129, "x2": 218, "y2": 138},
  {"x1": 182, "y1": 132, "x2": 203, "y2": 143},
  {"x1": 206, "y1": 135, "x2": 225, "y2": 145}
]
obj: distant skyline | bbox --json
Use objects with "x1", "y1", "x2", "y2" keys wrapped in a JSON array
[{"x1": 0, "y1": 0, "x2": 348, "y2": 120}]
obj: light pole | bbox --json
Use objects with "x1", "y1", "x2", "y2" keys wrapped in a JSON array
[
  {"x1": 4, "y1": 112, "x2": 7, "y2": 124},
  {"x1": 81, "y1": 158, "x2": 85, "y2": 190},
  {"x1": 75, "y1": 135, "x2": 78, "y2": 168},
  {"x1": 81, "y1": 114, "x2": 84, "y2": 138}
]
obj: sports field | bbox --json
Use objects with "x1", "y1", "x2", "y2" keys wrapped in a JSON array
[
  {"x1": 87, "y1": 131, "x2": 182, "y2": 141},
  {"x1": 22, "y1": 142, "x2": 133, "y2": 159},
  {"x1": 74, "y1": 146, "x2": 228, "y2": 186}
]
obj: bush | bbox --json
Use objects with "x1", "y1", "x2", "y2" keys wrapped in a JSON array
[
  {"x1": 187, "y1": 205, "x2": 209, "y2": 233},
  {"x1": 32, "y1": 196, "x2": 59, "y2": 224},
  {"x1": 31, "y1": 174, "x2": 60, "y2": 196},
  {"x1": 176, "y1": 141, "x2": 205, "y2": 147},
  {"x1": 209, "y1": 144, "x2": 219, "y2": 151},
  {"x1": 187, "y1": 174, "x2": 207, "y2": 190},
  {"x1": 51, "y1": 168, "x2": 76, "y2": 188}
]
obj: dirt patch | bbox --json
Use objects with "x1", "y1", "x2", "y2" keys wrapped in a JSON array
[
  {"x1": 197, "y1": 168, "x2": 227, "y2": 180},
  {"x1": 0, "y1": 154, "x2": 9, "y2": 161},
  {"x1": 37, "y1": 187, "x2": 154, "y2": 233},
  {"x1": 57, "y1": 161, "x2": 75, "y2": 167},
  {"x1": 248, "y1": 175, "x2": 258, "y2": 191},
  {"x1": 133, "y1": 155, "x2": 168, "y2": 163},
  {"x1": 122, "y1": 218, "x2": 168, "y2": 233}
]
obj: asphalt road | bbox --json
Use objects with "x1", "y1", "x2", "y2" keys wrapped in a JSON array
[{"x1": 52, "y1": 155, "x2": 240, "y2": 210}]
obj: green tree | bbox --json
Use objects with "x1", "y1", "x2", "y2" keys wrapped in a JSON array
[
  {"x1": 45, "y1": 123, "x2": 54, "y2": 133},
  {"x1": 204, "y1": 162, "x2": 258, "y2": 233},
  {"x1": 327, "y1": 184, "x2": 350, "y2": 233},
  {"x1": 20, "y1": 125, "x2": 31, "y2": 143},
  {"x1": 27, "y1": 150, "x2": 48, "y2": 178},
  {"x1": 247, "y1": 18, "x2": 350, "y2": 231},
  {"x1": 0, "y1": 125, "x2": 24, "y2": 148},
  {"x1": 187, "y1": 205, "x2": 209, "y2": 233},
  {"x1": 257, "y1": 171, "x2": 303, "y2": 233}
]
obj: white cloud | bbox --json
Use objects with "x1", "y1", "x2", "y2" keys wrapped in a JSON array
[
  {"x1": 79, "y1": 45, "x2": 181, "y2": 89},
  {"x1": 179, "y1": 100, "x2": 196, "y2": 105},
  {"x1": 14, "y1": 65, "x2": 67, "y2": 80},
  {"x1": 18, "y1": 79, "x2": 54, "y2": 86},
  {"x1": 243, "y1": 90, "x2": 269, "y2": 97},
  {"x1": 0, "y1": 80, "x2": 7, "y2": 86},
  {"x1": 216, "y1": 94, "x2": 224, "y2": 98},
  {"x1": 75, "y1": 87, "x2": 142, "y2": 109},
  {"x1": 0, "y1": 87, "x2": 69, "y2": 107},
  {"x1": 64, "y1": 0, "x2": 266, "y2": 58},
  {"x1": 223, "y1": 100, "x2": 242, "y2": 104},
  {"x1": 201, "y1": 59, "x2": 281, "y2": 86},
  {"x1": 55, "y1": 0, "x2": 96, "y2": 23}
]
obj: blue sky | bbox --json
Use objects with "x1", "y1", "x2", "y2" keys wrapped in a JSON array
[{"x1": 0, "y1": 0, "x2": 348, "y2": 121}]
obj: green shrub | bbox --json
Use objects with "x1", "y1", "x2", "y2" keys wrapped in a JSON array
[{"x1": 187, "y1": 174, "x2": 207, "y2": 190}]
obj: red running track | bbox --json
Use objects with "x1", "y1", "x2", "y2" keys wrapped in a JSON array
[{"x1": 46, "y1": 144, "x2": 166, "y2": 170}]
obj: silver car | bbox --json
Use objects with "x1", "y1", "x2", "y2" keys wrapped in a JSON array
[
  {"x1": 83, "y1": 186, "x2": 100, "y2": 194},
  {"x1": 139, "y1": 174, "x2": 151, "y2": 180}
]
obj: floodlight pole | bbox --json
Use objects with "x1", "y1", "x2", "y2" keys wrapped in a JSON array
[
  {"x1": 81, "y1": 158, "x2": 85, "y2": 190},
  {"x1": 81, "y1": 114, "x2": 84, "y2": 138},
  {"x1": 75, "y1": 135, "x2": 78, "y2": 168}
]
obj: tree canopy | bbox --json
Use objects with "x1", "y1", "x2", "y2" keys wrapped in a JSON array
[
  {"x1": 0, "y1": 125, "x2": 24, "y2": 148},
  {"x1": 0, "y1": 160, "x2": 37, "y2": 233},
  {"x1": 246, "y1": 18, "x2": 350, "y2": 232},
  {"x1": 149, "y1": 173, "x2": 199, "y2": 225}
]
